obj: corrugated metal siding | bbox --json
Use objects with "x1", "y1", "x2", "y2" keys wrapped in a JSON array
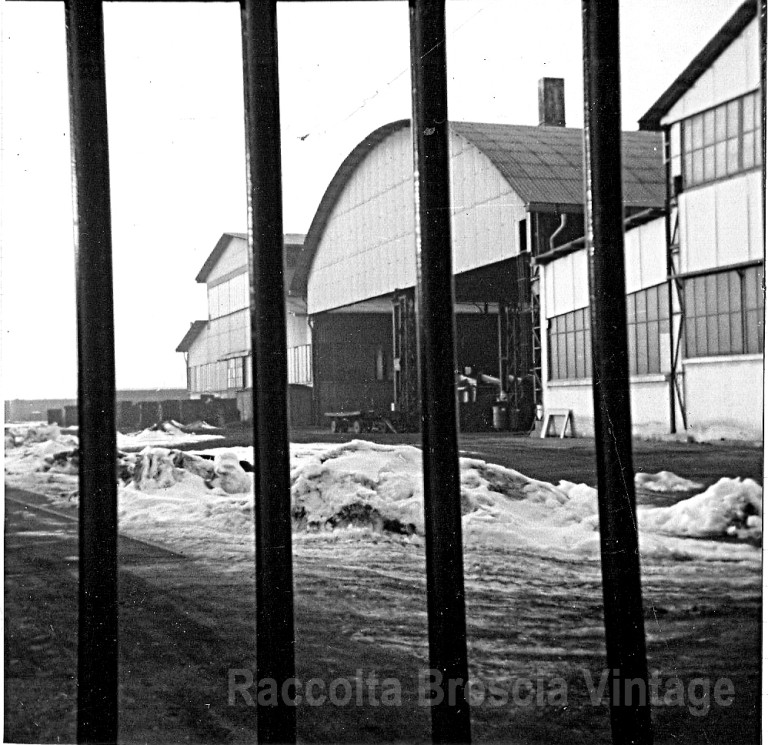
[
  {"x1": 308, "y1": 128, "x2": 415, "y2": 314},
  {"x1": 662, "y1": 19, "x2": 759, "y2": 125},
  {"x1": 307, "y1": 127, "x2": 530, "y2": 314}
]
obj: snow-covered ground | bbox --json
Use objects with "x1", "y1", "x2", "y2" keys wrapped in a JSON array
[
  {"x1": 5, "y1": 421, "x2": 224, "y2": 450},
  {"x1": 4, "y1": 424, "x2": 761, "y2": 566}
]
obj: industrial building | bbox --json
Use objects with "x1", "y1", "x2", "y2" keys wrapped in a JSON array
[
  {"x1": 176, "y1": 232, "x2": 314, "y2": 424},
  {"x1": 179, "y1": 0, "x2": 763, "y2": 437}
]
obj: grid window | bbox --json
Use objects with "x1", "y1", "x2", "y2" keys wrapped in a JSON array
[
  {"x1": 548, "y1": 307, "x2": 592, "y2": 381},
  {"x1": 549, "y1": 284, "x2": 670, "y2": 381},
  {"x1": 227, "y1": 357, "x2": 245, "y2": 389},
  {"x1": 681, "y1": 91, "x2": 762, "y2": 189},
  {"x1": 626, "y1": 284, "x2": 669, "y2": 376},
  {"x1": 684, "y1": 265, "x2": 764, "y2": 357}
]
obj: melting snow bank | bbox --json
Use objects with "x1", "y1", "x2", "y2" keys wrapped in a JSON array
[{"x1": 4, "y1": 433, "x2": 762, "y2": 563}]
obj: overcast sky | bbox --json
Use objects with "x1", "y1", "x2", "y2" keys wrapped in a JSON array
[{"x1": 1, "y1": 0, "x2": 743, "y2": 399}]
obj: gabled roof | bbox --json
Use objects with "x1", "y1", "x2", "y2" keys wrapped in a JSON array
[
  {"x1": 290, "y1": 119, "x2": 664, "y2": 296},
  {"x1": 196, "y1": 232, "x2": 306, "y2": 284},
  {"x1": 175, "y1": 320, "x2": 207, "y2": 353},
  {"x1": 195, "y1": 232, "x2": 246, "y2": 283},
  {"x1": 638, "y1": 0, "x2": 757, "y2": 131}
]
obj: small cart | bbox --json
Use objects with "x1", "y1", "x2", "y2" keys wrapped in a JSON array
[{"x1": 323, "y1": 409, "x2": 396, "y2": 434}]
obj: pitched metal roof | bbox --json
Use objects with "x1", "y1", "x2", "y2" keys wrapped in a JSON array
[
  {"x1": 638, "y1": 0, "x2": 756, "y2": 131},
  {"x1": 290, "y1": 119, "x2": 664, "y2": 296},
  {"x1": 451, "y1": 121, "x2": 664, "y2": 209},
  {"x1": 175, "y1": 320, "x2": 207, "y2": 353}
]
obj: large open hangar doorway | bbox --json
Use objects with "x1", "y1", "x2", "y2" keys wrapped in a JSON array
[{"x1": 311, "y1": 293, "x2": 500, "y2": 430}]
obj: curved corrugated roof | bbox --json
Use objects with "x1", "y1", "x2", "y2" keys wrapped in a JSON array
[{"x1": 290, "y1": 119, "x2": 664, "y2": 296}]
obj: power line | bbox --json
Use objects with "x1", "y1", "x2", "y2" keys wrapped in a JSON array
[{"x1": 294, "y1": 2, "x2": 491, "y2": 142}]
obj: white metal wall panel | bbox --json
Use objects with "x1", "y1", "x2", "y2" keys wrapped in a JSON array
[
  {"x1": 545, "y1": 378, "x2": 669, "y2": 437},
  {"x1": 680, "y1": 172, "x2": 760, "y2": 273},
  {"x1": 679, "y1": 187, "x2": 718, "y2": 273},
  {"x1": 746, "y1": 170, "x2": 763, "y2": 261},
  {"x1": 546, "y1": 217, "x2": 666, "y2": 318},
  {"x1": 207, "y1": 236, "x2": 248, "y2": 283},
  {"x1": 625, "y1": 217, "x2": 667, "y2": 293},
  {"x1": 714, "y1": 176, "x2": 750, "y2": 266},
  {"x1": 683, "y1": 356, "x2": 763, "y2": 436},
  {"x1": 545, "y1": 249, "x2": 589, "y2": 318},
  {"x1": 187, "y1": 327, "x2": 211, "y2": 367},
  {"x1": 661, "y1": 19, "x2": 759, "y2": 125},
  {"x1": 307, "y1": 126, "x2": 525, "y2": 314}
]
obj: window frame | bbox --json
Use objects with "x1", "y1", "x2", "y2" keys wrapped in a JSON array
[{"x1": 680, "y1": 90, "x2": 762, "y2": 190}]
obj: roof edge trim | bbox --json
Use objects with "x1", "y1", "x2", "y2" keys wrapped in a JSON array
[{"x1": 638, "y1": 0, "x2": 757, "y2": 131}]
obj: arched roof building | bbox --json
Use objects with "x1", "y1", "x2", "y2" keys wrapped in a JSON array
[{"x1": 292, "y1": 119, "x2": 664, "y2": 315}]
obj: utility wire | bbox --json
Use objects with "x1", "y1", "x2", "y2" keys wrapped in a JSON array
[{"x1": 294, "y1": 2, "x2": 491, "y2": 142}]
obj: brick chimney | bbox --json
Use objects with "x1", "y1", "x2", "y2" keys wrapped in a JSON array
[{"x1": 538, "y1": 78, "x2": 565, "y2": 127}]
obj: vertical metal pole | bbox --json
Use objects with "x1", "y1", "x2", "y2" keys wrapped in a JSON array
[
  {"x1": 498, "y1": 300, "x2": 509, "y2": 398},
  {"x1": 663, "y1": 129, "x2": 677, "y2": 434},
  {"x1": 760, "y1": 0, "x2": 766, "y2": 250},
  {"x1": 240, "y1": 1, "x2": 296, "y2": 742},
  {"x1": 409, "y1": 2, "x2": 471, "y2": 742},
  {"x1": 65, "y1": 1, "x2": 119, "y2": 742},
  {"x1": 582, "y1": 3, "x2": 652, "y2": 744}
]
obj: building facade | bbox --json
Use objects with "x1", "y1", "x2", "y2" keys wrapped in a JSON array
[
  {"x1": 178, "y1": 2, "x2": 763, "y2": 437},
  {"x1": 639, "y1": 0, "x2": 763, "y2": 437},
  {"x1": 176, "y1": 232, "x2": 312, "y2": 422},
  {"x1": 288, "y1": 81, "x2": 666, "y2": 428}
]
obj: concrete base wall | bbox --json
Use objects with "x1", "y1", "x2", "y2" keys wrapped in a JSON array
[
  {"x1": 544, "y1": 376, "x2": 670, "y2": 438},
  {"x1": 682, "y1": 355, "x2": 763, "y2": 438}
]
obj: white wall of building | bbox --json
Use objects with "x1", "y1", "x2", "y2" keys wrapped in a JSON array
[
  {"x1": 679, "y1": 170, "x2": 763, "y2": 274},
  {"x1": 545, "y1": 376, "x2": 670, "y2": 437},
  {"x1": 662, "y1": 18, "x2": 763, "y2": 440},
  {"x1": 307, "y1": 126, "x2": 526, "y2": 315},
  {"x1": 682, "y1": 355, "x2": 763, "y2": 437},
  {"x1": 540, "y1": 217, "x2": 671, "y2": 436},
  {"x1": 661, "y1": 20, "x2": 759, "y2": 125}
]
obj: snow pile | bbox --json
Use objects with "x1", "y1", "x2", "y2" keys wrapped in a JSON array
[
  {"x1": 125, "y1": 447, "x2": 251, "y2": 495},
  {"x1": 184, "y1": 420, "x2": 220, "y2": 431},
  {"x1": 116, "y1": 423, "x2": 224, "y2": 449},
  {"x1": 635, "y1": 471, "x2": 702, "y2": 492},
  {"x1": 5, "y1": 423, "x2": 62, "y2": 448},
  {"x1": 284, "y1": 442, "x2": 761, "y2": 557},
  {"x1": 640, "y1": 477, "x2": 762, "y2": 541},
  {"x1": 5, "y1": 434, "x2": 762, "y2": 562}
]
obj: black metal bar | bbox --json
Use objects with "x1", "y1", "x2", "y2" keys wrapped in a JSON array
[
  {"x1": 581, "y1": 2, "x2": 652, "y2": 744},
  {"x1": 241, "y1": 1, "x2": 297, "y2": 742},
  {"x1": 65, "y1": 0, "x2": 119, "y2": 742},
  {"x1": 409, "y1": 2, "x2": 471, "y2": 742},
  {"x1": 760, "y1": 0, "x2": 766, "y2": 251},
  {"x1": 497, "y1": 301, "x2": 509, "y2": 398}
]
